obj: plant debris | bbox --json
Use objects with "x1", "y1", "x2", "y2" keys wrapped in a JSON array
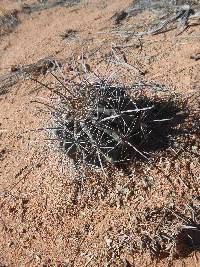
[
  {"x1": 109, "y1": 3, "x2": 200, "y2": 38},
  {"x1": 0, "y1": 8, "x2": 18, "y2": 36},
  {"x1": 112, "y1": 10, "x2": 128, "y2": 25},
  {"x1": 0, "y1": 57, "x2": 61, "y2": 95},
  {"x1": 60, "y1": 29, "x2": 77, "y2": 40},
  {"x1": 126, "y1": 0, "x2": 199, "y2": 17},
  {"x1": 21, "y1": 0, "x2": 80, "y2": 14}
]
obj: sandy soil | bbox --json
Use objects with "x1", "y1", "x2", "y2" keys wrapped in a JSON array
[{"x1": 0, "y1": 0, "x2": 200, "y2": 266}]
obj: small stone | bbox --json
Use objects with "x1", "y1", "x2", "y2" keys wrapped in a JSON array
[{"x1": 105, "y1": 238, "x2": 112, "y2": 247}]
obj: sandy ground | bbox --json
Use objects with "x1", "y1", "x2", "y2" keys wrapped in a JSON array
[{"x1": 0, "y1": 0, "x2": 200, "y2": 266}]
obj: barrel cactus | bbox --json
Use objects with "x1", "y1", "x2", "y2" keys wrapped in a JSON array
[{"x1": 50, "y1": 75, "x2": 173, "y2": 168}]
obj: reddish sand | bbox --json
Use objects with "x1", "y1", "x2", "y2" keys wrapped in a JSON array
[{"x1": 0, "y1": 0, "x2": 200, "y2": 266}]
